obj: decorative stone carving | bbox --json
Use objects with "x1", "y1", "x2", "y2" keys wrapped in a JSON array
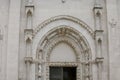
[
  {"x1": 37, "y1": 64, "x2": 42, "y2": 77},
  {"x1": 35, "y1": 26, "x2": 92, "y2": 80},
  {"x1": 33, "y1": 15, "x2": 94, "y2": 38},
  {"x1": 24, "y1": 1, "x2": 34, "y2": 80},
  {"x1": 48, "y1": 62, "x2": 78, "y2": 67},
  {"x1": 25, "y1": 5, "x2": 34, "y2": 16},
  {"x1": 109, "y1": 19, "x2": 117, "y2": 28},
  {"x1": 95, "y1": 57, "x2": 104, "y2": 63},
  {"x1": 24, "y1": 57, "x2": 33, "y2": 63},
  {"x1": 93, "y1": 6, "x2": 102, "y2": 16},
  {"x1": 24, "y1": 29, "x2": 33, "y2": 41},
  {"x1": 93, "y1": 1, "x2": 104, "y2": 80},
  {"x1": 94, "y1": 30, "x2": 103, "y2": 40}
]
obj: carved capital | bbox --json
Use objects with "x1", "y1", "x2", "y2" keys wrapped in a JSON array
[
  {"x1": 93, "y1": 5, "x2": 103, "y2": 16},
  {"x1": 24, "y1": 29, "x2": 33, "y2": 41},
  {"x1": 94, "y1": 30, "x2": 104, "y2": 40},
  {"x1": 24, "y1": 57, "x2": 33, "y2": 63},
  {"x1": 95, "y1": 57, "x2": 104, "y2": 63},
  {"x1": 25, "y1": 5, "x2": 34, "y2": 15}
]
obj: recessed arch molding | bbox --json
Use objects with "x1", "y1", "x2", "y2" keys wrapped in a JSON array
[{"x1": 33, "y1": 15, "x2": 94, "y2": 39}]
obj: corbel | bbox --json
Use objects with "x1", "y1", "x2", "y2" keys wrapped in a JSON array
[
  {"x1": 95, "y1": 57, "x2": 104, "y2": 63},
  {"x1": 94, "y1": 30, "x2": 104, "y2": 40},
  {"x1": 93, "y1": 3, "x2": 103, "y2": 16},
  {"x1": 24, "y1": 57, "x2": 33, "y2": 63},
  {"x1": 25, "y1": 4, "x2": 34, "y2": 16},
  {"x1": 24, "y1": 29, "x2": 33, "y2": 41}
]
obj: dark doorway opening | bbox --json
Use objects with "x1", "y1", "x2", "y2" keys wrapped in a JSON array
[{"x1": 50, "y1": 67, "x2": 76, "y2": 80}]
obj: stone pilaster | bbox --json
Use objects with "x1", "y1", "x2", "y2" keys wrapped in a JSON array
[
  {"x1": 93, "y1": 1, "x2": 104, "y2": 80},
  {"x1": 6, "y1": 0, "x2": 21, "y2": 80},
  {"x1": 24, "y1": 0, "x2": 34, "y2": 80}
]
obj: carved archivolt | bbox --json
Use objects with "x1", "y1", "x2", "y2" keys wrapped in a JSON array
[
  {"x1": 33, "y1": 15, "x2": 94, "y2": 38},
  {"x1": 35, "y1": 25, "x2": 92, "y2": 80}
]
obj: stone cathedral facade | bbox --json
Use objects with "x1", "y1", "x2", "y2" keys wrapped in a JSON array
[{"x1": 0, "y1": 0, "x2": 120, "y2": 80}]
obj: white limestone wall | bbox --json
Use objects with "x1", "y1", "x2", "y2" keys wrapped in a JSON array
[
  {"x1": 18, "y1": 0, "x2": 109, "y2": 80},
  {"x1": 33, "y1": 0, "x2": 95, "y2": 30},
  {"x1": 0, "y1": 0, "x2": 9, "y2": 80},
  {"x1": 106, "y1": 0, "x2": 120, "y2": 80},
  {"x1": 50, "y1": 43, "x2": 76, "y2": 62},
  {"x1": 2, "y1": 0, "x2": 120, "y2": 80},
  {"x1": 6, "y1": 0, "x2": 21, "y2": 80}
]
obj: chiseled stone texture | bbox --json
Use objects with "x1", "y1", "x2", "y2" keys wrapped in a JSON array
[{"x1": 0, "y1": 0, "x2": 120, "y2": 80}]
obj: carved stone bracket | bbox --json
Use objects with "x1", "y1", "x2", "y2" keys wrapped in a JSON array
[
  {"x1": 33, "y1": 15, "x2": 94, "y2": 39},
  {"x1": 94, "y1": 30, "x2": 104, "y2": 40},
  {"x1": 25, "y1": 3, "x2": 34, "y2": 15},
  {"x1": 24, "y1": 29, "x2": 33, "y2": 41},
  {"x1": 95, "y1": 57, "x2": 104, "y2": 63},
  {"x1": 93, "y1": 4, "x2": 103, "y2": 16},
  {"x1": 24, "y1": 57, "x2": 33, "y2": 63}
]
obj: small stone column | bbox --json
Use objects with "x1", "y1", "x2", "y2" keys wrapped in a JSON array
[
  {"x1": 24, "y1": 1, "x2": 34, "y2": 80},
  {"x1": 24, "y1": 29, "x2": 33, "y2": 80},
  {"x1": 93, "y1": 1, "x2": 104, "y2": 80},
  {"x1": 84, "y1": 49, "x2": 91, "y2": 80},
  {"x1": 37, "y1": 49, "x2": 43, "y2": 80}
]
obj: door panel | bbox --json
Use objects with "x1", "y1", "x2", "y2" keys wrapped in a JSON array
[{"x1": 50, "y1": 67, "x2": 76, "y2": 80}]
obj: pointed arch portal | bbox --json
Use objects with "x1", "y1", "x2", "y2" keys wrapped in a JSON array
[{"x1": 35, "y1": 25, "x2": 93, "y2": 80}]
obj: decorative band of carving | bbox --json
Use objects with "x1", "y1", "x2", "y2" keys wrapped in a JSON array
[
  {"x1": 48, "y1": 62, "x2": 78, "y2": 67},
  {"x1": 24, "y1": 57, "x2": 33, "y2": 63},
  {"x1": 33, "y1": 15, "x2": 94, "y2": 38}
]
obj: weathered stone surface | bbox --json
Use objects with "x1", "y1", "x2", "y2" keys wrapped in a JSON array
[{"x1": 0, "y1": 0, "x2": 120, "y2": 80}]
